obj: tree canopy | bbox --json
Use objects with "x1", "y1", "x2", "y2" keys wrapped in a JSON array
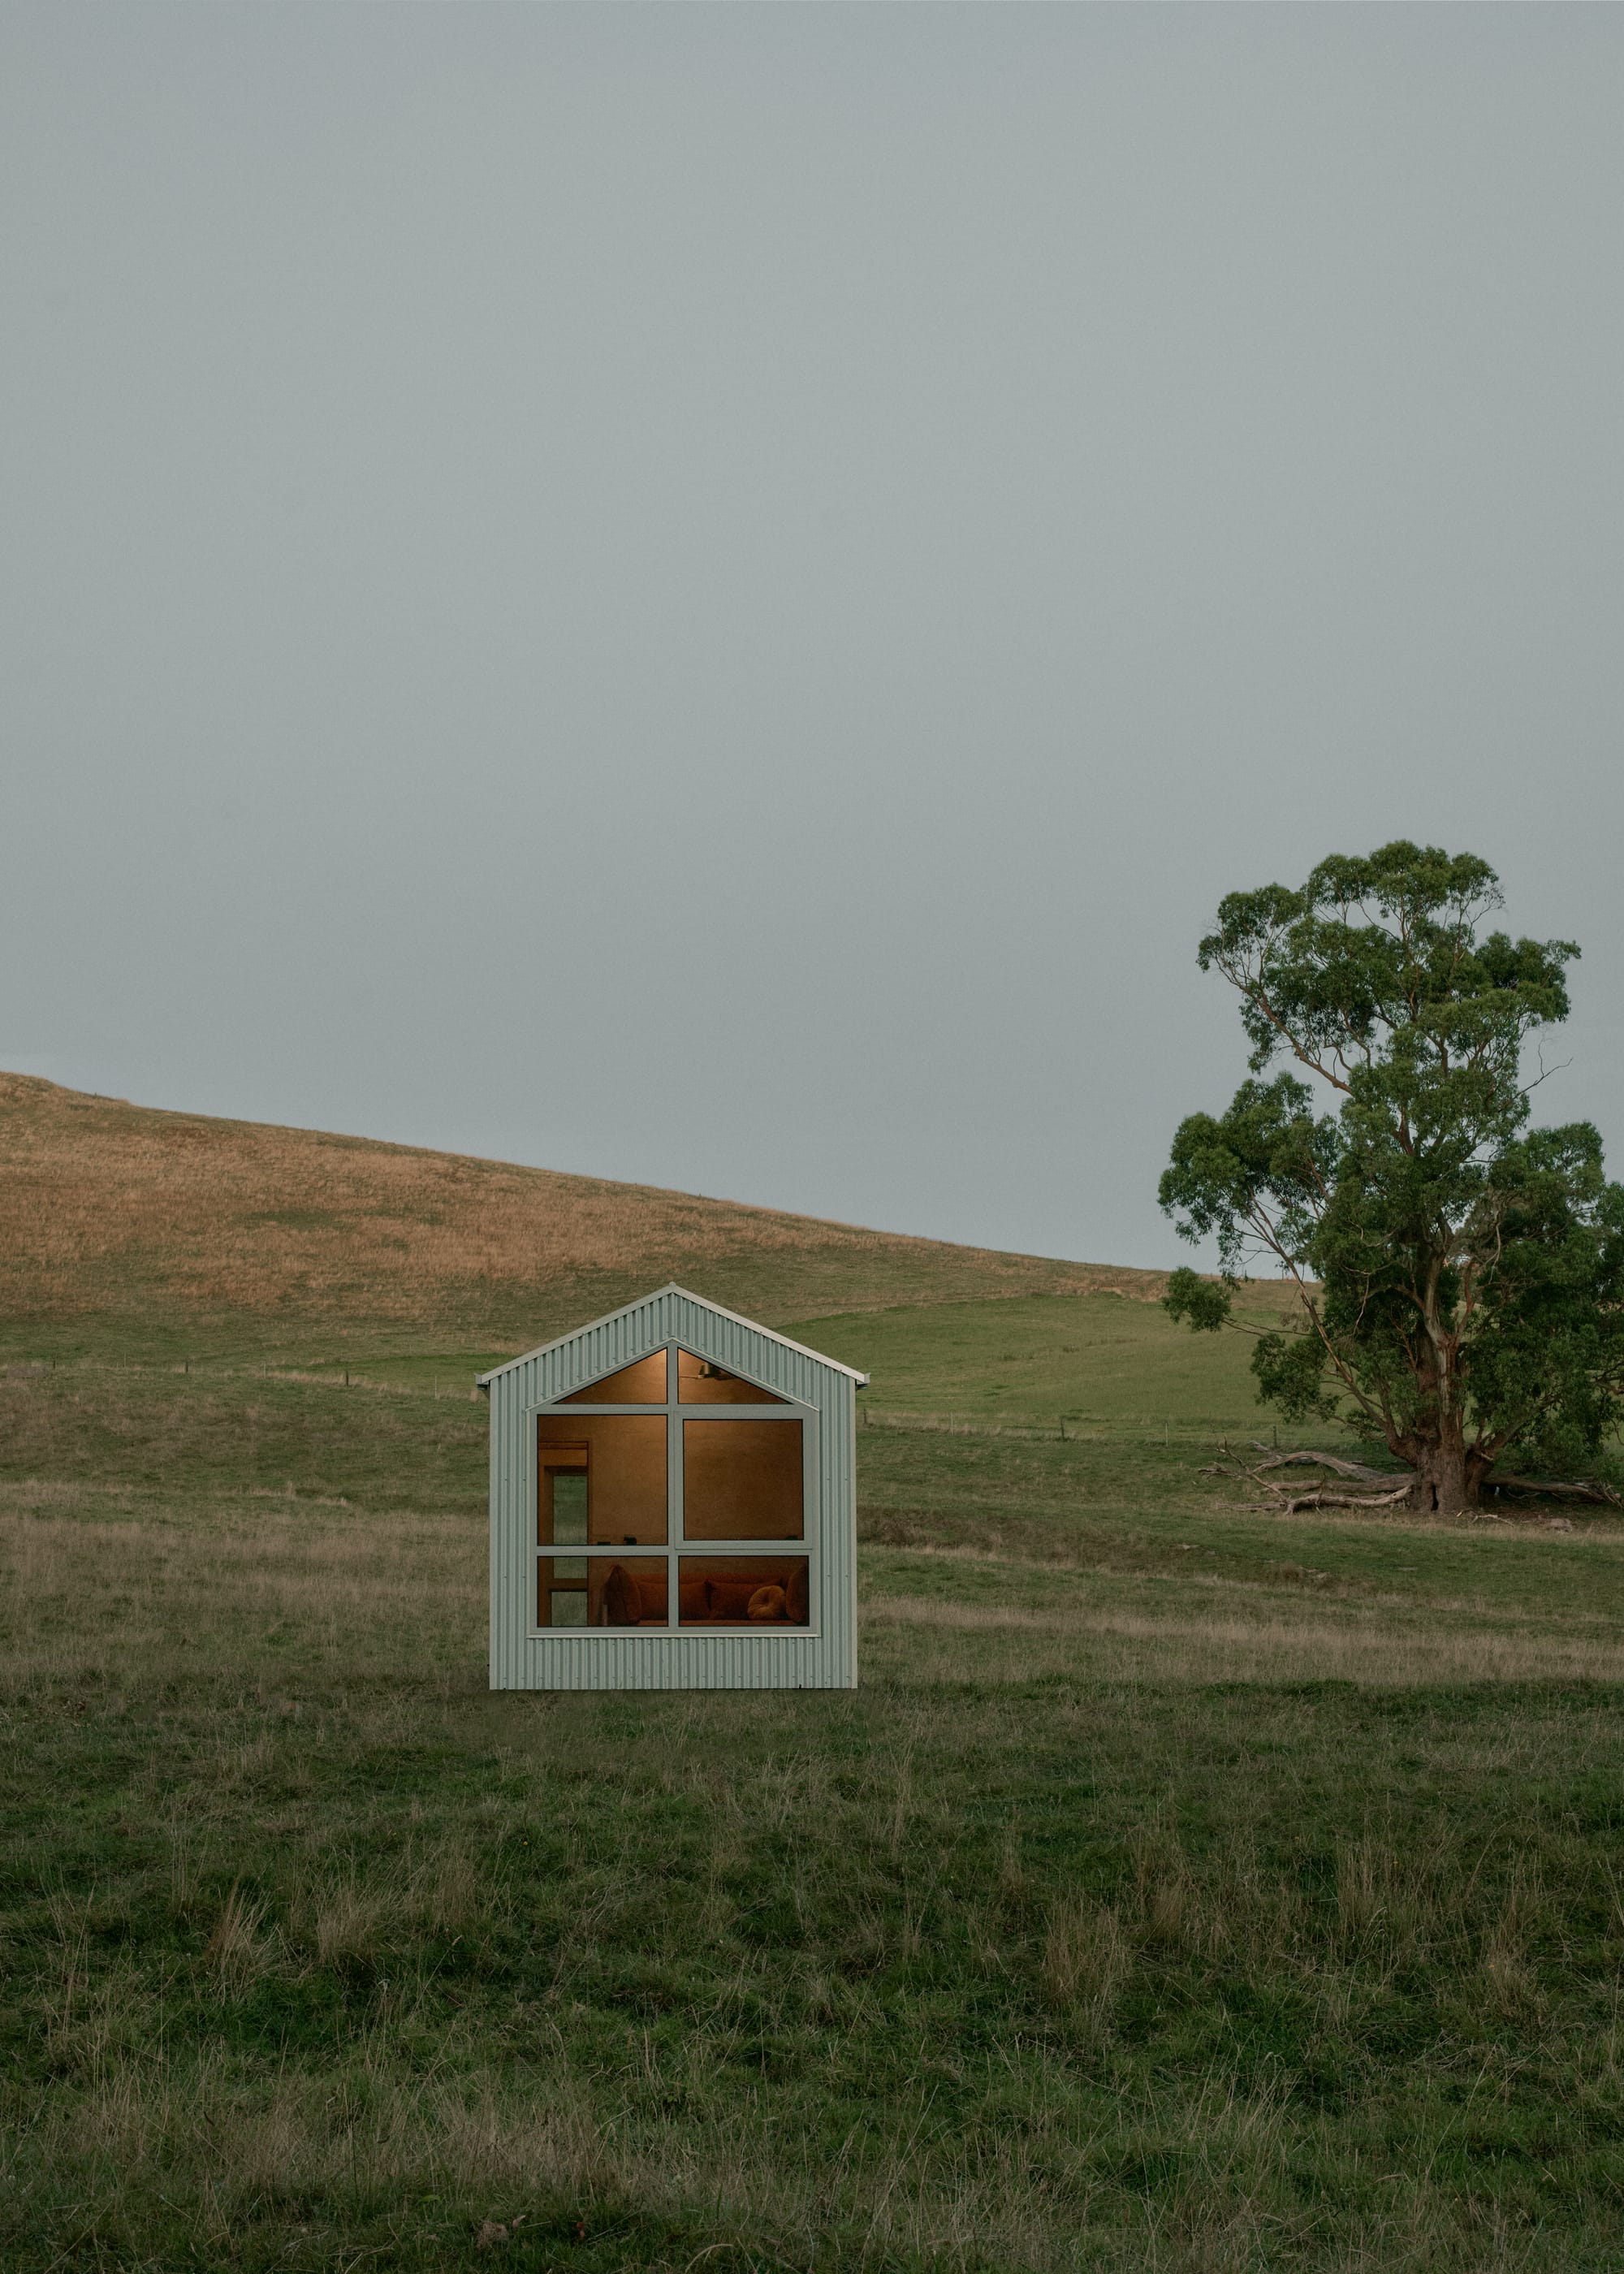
[{"x1": 1159, "y1": 841, "x2": 1624, "y2": 1512}]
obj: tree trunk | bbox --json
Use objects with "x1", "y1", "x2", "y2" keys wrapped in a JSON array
[{"x1": 1407, "y1": 1434, "x2": 1479, "y2": 1515}]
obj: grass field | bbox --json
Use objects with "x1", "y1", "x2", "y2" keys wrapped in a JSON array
[
  {"x1": 6, "y1": 1340, "x2": 1624, "y2": 2272},
  {"x1": 184, "y1": 1286, "x2": 1303, "y2": 1428},
  {"x1": 0, "y1": 1074, "x2": 1157, "y2": 1359},
  {"x1": 785, "y1": 1290, "x2": 1303, "y2": 1436},
  {"x1": 6, "y1": 1083, "x2": 1624, "y2": 2269}
]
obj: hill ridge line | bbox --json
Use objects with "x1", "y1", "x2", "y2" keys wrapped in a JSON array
[{"x1": 0, "y1": 1070, "x2": 1164, "y2": 1349}]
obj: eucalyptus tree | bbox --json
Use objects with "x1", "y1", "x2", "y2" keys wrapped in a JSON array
[{"x1": 1160, "y1": 842, "x2": 1624, "y2": 1513}]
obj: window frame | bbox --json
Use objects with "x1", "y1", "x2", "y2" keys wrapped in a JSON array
[{"x1": 525, "y1": 1341, "x2": 818, "y2": 1637}]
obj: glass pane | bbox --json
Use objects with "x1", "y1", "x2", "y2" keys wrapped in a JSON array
[
  {"x1": 681, "y1": 1418, "x2": 804, "y2": 1540},
  {"x1": 559, "y1": 1351, "x2": 668, "y2": 1405},
  {"x1": 677, "y1": 1557, "x2": 810, "y2": 1628},
  {"x1": 541, "y1": 1464, "x2": 591, "y2": 1555},
  {"x1": 538, "y1": 1555, "x2": 670, "y2": 1628},
  {"x1": 538, "y1": 1416, "x2": 667, "y2": 1544},
  {"x1": 677, "y1": 1348, "x2": 785, "y2": 1404}
]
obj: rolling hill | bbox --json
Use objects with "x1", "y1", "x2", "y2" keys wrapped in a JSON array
[{"x1": 0, "y1": 1071, "x2": 1165, "y2": 1358}]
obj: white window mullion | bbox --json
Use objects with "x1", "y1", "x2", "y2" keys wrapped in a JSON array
[{"x1": 667, "y1": 1342, "x2": 681, "y2": 1626}]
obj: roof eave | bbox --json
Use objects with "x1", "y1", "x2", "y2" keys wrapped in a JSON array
[{"x1": 474, "y1": 1282, "x2": 870, "y2": 1388}]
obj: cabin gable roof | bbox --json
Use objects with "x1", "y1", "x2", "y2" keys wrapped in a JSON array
[{"x1": 476, "y1": 1283, "x2": 869, "y2": 1390}]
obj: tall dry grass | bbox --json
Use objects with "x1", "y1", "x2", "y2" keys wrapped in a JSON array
[
  {"x1": 0, "y1": 1070, "x2": 1147, "y2": 1342},
  {"x1": 862, "y1": 1589, "x2": 1624, "y2": 1685}
]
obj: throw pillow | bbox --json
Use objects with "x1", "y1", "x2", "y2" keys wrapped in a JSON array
[
  {"x1": 786, "y1": 1563, "x2": 809, "y2": 1624},
  {"x1": 603, "y1": 1563, "x2": 639, "y2": 1627}
]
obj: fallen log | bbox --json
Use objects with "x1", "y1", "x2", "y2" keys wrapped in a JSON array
[
  {"x1": 1488, "y1": 1475, "x2": 1622, "y2": 1507},
  {"x1": 1281, "y1": 1484, "x2": 1411, "y2": 1515},
  {"x1": 1202, "y1": 1455, "x2": 1408, "y2": 1512},
  {"x1": 1247, "y1": 1444, "x2": 1389, "y2": 1483},
  {"x1": 1240, "y1": 1447, "x2": 1619, "y2": 1509}
]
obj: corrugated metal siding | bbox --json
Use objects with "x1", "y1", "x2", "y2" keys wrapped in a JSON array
[{"x1": 489, "y1": 1288, "x2": 857, "y2": 1691}]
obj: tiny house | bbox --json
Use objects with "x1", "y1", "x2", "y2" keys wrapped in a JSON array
[{"x1": 480, "y1": 1284, "x2": 866, "y2": 1690}]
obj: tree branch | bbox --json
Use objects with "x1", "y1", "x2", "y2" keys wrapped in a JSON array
[{"x1": 1246, "y1": 1444, "x2": 1390, "y2": 1482}]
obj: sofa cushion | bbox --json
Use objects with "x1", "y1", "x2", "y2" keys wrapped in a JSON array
[
  {"x1": 747, "y1": 1584, "x2": 787, "y2": 1623},
  {"x1": 678, "y1": 1579, "x2": 709, "y2": 1622},
  {"x1": 704, "y1": 1577, "x2": 760, "y2": 1620},
  {"x1": 602, "y1": 1563, "x2": 639, "y2": 1627},
  {"x1": 786, "y1": 1563, "x2": 809, "y2": 1624},
  {"x1": 633, "y1": 1574, "x2": 670, "y2": 1622}
]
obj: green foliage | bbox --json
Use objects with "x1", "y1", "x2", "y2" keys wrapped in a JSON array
[
  {"x1": 1250, "y1": 1326, "x2": 1337, "y2": 1424},
  {"x1": 1161, "y1": 1265, "x2": 1234, "y2": 1334},
  {"x1": 1160, "y1": 842, "x2": 1624, "y2": 1506}
]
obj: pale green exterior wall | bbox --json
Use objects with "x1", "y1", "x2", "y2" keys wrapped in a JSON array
[{"x1": 482, "y1": 1285, "x2": 861, "y2": 1691}]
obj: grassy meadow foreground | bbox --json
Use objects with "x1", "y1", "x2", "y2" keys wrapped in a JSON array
[
  {"x1": 6, "y1": 1338, "x2": 1624, "y2": 2273},
  {"x1": 5, "y1": 1076, "x2": 1624, "y2": 2269}
]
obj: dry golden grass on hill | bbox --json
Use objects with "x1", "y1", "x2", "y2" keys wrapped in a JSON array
[{"x1": 0, "y1": 1072, "x2": 1156, "y2": 1352}]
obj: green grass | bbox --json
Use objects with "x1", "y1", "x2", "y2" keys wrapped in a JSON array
[
  {"x1": 784, "y1": 1290, "x2": 1305, "y2": 1436},
  {"x1": 6, "y1": 1307, "x2": 1624, "y2": 2271}
]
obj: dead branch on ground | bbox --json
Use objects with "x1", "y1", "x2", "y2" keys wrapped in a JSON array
[
  {"x1": 1274, "y1": 1484, "x2": 1411, "y2": 1514},
  {"x1": 1199, "y1": 1441, "x2": 1410, "y2": 1516},
  {"x1": 1489, "y1": 1475, "x2": 1621, "y2": 1507},
  {"x1": 1246, "y1": 1442, "x2": 1389, "y2": 1482},
  {"x1": 1200, "y1": 1439, "x2": 1618, "y2": 1515}
]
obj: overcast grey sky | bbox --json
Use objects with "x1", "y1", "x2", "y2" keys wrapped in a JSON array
[{"x1": 4, "y1": 5, "x2": 1622, "y2": 1269}]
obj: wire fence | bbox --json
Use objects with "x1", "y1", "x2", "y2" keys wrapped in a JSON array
[{"x1": 857, "y1": 1406, "x2": 1209, "y2": 1445}]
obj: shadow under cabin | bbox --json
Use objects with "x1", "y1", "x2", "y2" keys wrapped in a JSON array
[{"x1": 480, "y1": 1285, "x2": 866, "y2": 1690}]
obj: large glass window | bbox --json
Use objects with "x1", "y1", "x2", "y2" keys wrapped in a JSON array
[
  {"x1": 537, "y1": 1416, "x2": 667, "y2": 1545},
  {"x1": 538, "y1": 1555, "x2": 669, "y2": 1628},
  {"x1": 532, "y1": 1345, "x2": 813, "y2": 1634},
  {"x1": 681, "y1": 1419, "x2": 804, "y2": 1540},
  {"x1": 678, "y1": 1556, "x2": 810, "y2": 1628}
]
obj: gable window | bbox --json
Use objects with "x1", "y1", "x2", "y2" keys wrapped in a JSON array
[
  {"x1": 558, "y1": 1351, "x2": 668, "y2": 1405},
  {"x1": 676, "y1": 1349, "x2": 785, "y2": 1403},
  {"x1": 531, "y1": 1347, "x2": 812, "y2": 1631}
]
